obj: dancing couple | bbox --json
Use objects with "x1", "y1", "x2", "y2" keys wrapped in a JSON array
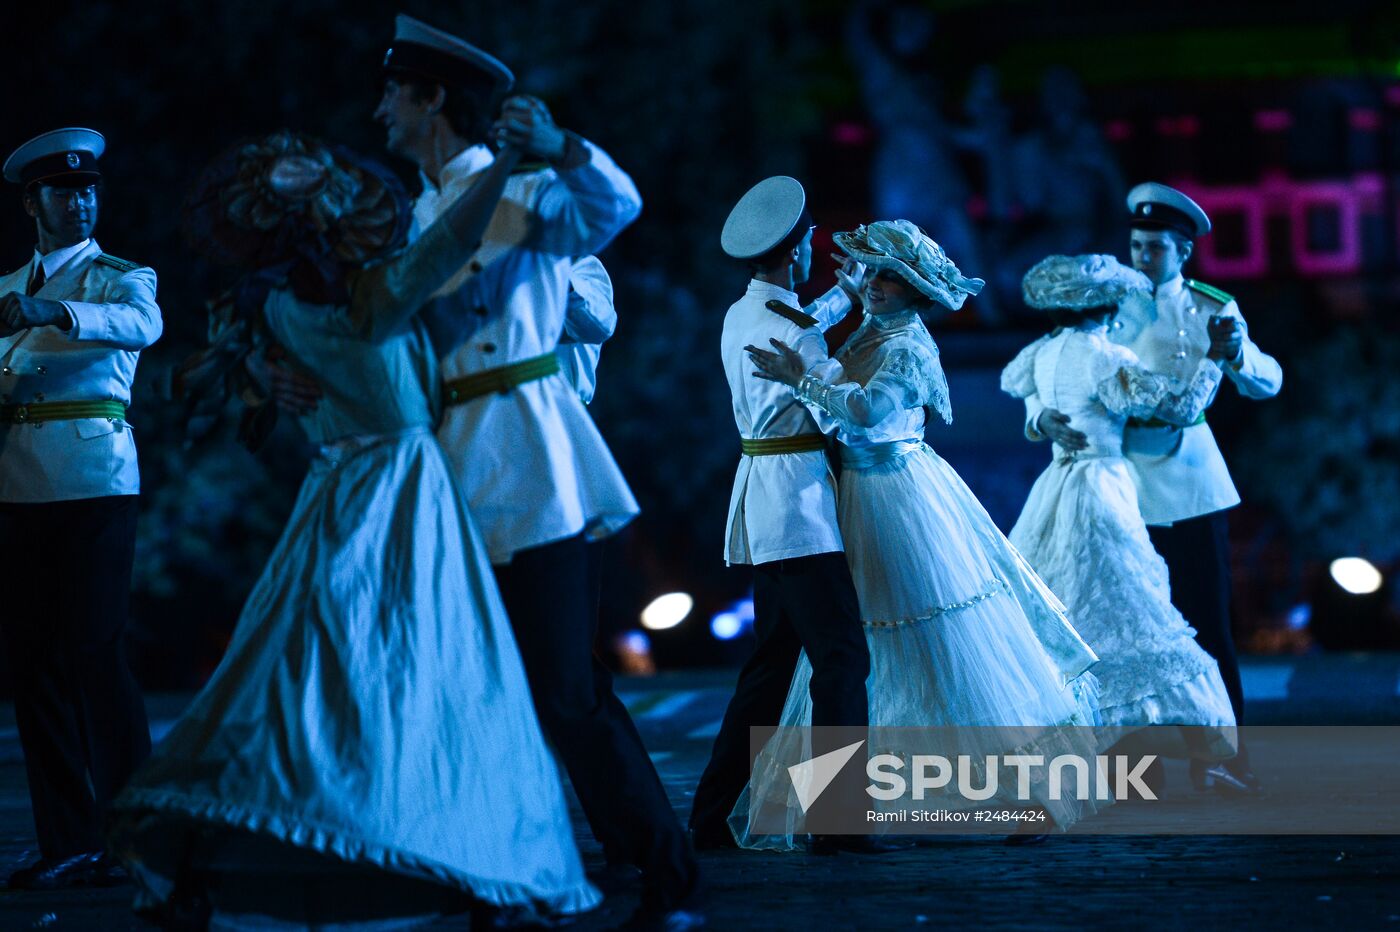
[
  {"x1": 107, "y1": 13, "x2": 701, "y2": 932},
  {"x1": 700, "y1": 177, "x2": 1248, "y2": 849}
]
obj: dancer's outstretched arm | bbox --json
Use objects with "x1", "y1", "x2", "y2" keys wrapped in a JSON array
[{"x1": 347, "y1": 146, "x2": 522, "y2": 341}]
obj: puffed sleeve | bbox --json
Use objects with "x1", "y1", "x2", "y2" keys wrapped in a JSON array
[
  {"x1": 1000, "y1": 335, "x2": 1050, "y2": 399},
  {"x1": 64, "y1": 265, "x2": 163, "y2": 350},
  {"x1": 1096, "y1": 357, "x2": 1222, "y2": 425}
]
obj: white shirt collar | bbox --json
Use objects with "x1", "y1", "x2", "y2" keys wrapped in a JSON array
[
  {"x1": 746, "y1": 279, "x2": 797, "y2": 304},
  {"x1": 421, "y1": 144, "x2": 494, "y2": 194},
  {"x1": 1155, "y1": 273, "x2": 1186, "y2": 300},
  {"x1": 34, "y1": 238, "x2": 91, "y2": 278}
]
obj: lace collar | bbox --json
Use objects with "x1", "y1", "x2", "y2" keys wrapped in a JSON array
[{"x1": 867, "y1": 309, "x2": 920, "y2": 331}]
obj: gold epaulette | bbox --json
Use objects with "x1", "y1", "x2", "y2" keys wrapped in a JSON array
[
  {"x1": 765, "y1": 299, "x2": 817, "y2": 329},
  {"x1": 94, "y1": 253, "x2": 142, "y2": 273},
  {"x1": 1186, "y1": 279, "x2": 1233, "y2": 306}
]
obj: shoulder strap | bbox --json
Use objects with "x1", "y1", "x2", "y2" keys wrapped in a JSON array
[
  {"x1": 1186, "y1": 278, "x2": 1233, "y2": 305},
  {"x1": 764, "y1": 299, "x2": 817, "y2": 329},
  {"x1": 94, "y1": 253, "x2": 142, "y2": 273}
]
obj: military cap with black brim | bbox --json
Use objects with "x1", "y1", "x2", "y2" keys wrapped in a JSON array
[
  {"x1": 721, "y1": 176, "x2": 814, "y2": 261},
  {"x1": 1127, "y1": 181, "x2": 1211, "y2": 239},
  {"x1": 3, "y1": 127, "x2": 105, "y2": 188},
  {"x1": 383, "y1": 13, "x2": 514, "y2": 98}
]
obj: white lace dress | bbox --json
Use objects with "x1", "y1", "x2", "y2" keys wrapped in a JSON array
[
  {"x1": 1002, "y1": 324, "x2": 1237, "y2": 759},
  {"x1": 730, "y1": 310, "x2": 1107, "y2": 848}
]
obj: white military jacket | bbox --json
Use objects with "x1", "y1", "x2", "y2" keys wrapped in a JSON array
[
  {"x1": 0, "y1": 239, "x2": 161, "y2": 503},
  {"x1": 556, "y1": 255, "x2": 614, "y2": 405},
  {"x1": 1022, "y1": 273, "x2": 1281, "y2": 525},
  {"x1": 415, "y1": 141, "x2": 642, "y2": 565},
  {"x1": 722, "y1": 279, "x2": 853, "y2": 565}
]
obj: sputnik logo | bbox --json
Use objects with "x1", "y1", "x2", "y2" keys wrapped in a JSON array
[{"x1": 788, "y1": 740, "x2": 866, "y2": 813}]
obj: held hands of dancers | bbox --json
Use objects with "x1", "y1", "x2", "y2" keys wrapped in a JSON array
[
  {"x1": 746, "y1": 338, "x2": 808, "y2": 388},
  {"x1": 491, "y1": 95, "x2": 586, "y2": 170},
  {"x1": 1205, "y1": 314, "x2": 1243, "y2": 365},
  {"x1": 0, "y1": 292, "x2": 70, "y2": 335}
]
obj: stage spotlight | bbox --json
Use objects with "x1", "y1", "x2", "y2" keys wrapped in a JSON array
[
  {"x1": 1329, "y1": 557, "x2": 1383, "y2": 595},
  {"x1": 710, "y1": 611, "x2": 742, "y2": 640},
  {"x1": 641, "y1": 592, "x2": 694, "y2": 631}
]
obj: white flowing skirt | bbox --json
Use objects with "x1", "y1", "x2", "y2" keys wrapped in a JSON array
[
  {"x1": 109, "y1": 428, "x2": 600, "y2": 923},
  {"x1": 732, "y1": 444, "x2": 1106, "y2": 848},
  {"x1": 1009, "y1": 455, "x2": 1237, "y2": 759}
]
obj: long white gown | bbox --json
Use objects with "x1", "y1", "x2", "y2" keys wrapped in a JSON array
[
  {"x1": 1002, "y1": 323, "x2": 1237, "y2": 759},
  {"x1": 730, "y1": 310, "x2": 1107, "y2": 848},
  {"x1": 107, "y1": 289, "x2": 600, "y2": 926}
]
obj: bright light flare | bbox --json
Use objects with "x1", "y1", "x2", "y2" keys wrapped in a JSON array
[
  {"x1": 641, "y1": 592, "x2": 694, "y2": 630},
  {"x1": 1329, "y1": 557, "x2": 1383, "y2": 596}
]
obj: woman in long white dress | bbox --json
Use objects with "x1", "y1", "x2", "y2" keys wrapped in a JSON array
[
  {"x1": 1002, "y1": 254, "x2": 1237, "y2": 764},
  {"x1": 106, "y1": 133, "x2": 600, "y2": 928},
  {"x1": 736, "y1": 221, "x2": 1106, "y2": 847}
]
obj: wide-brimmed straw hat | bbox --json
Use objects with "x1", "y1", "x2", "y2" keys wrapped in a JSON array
[
  {"x1": 833, "y1": 220, "x2": 984, "y2": 310},
  {"x1": 1021, "y1": 254, "x2": 1151, "y2": 310}
]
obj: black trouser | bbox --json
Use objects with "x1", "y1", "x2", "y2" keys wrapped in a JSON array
[
  {"x1": 493, "y1": 533, "x2": 697, "y2": 909},
  {"x1": 690, "y1": 551, "x2": 870, "y2": 839},
  {"x1": 1148, "y1": 510, "x2": 1249, "y2": 767},
  {"x1": 0, "y1": 496, "x2": 151, "y2": 860}
]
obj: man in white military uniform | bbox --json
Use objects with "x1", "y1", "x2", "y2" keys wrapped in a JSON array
[
  {"x1": 1023, "y1": 182, "x2": 1281, "y2": 791},
  {"x1": 0, "y1": 129, "x2": 158, "y2": 888},
  {"x1": 690, "y1": 177, "x2": 887, "y2": 856},
  {"x1": 374, "y1": 16, "x2": 700, "y2": 927}
]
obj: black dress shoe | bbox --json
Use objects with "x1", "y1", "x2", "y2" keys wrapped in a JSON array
[
  {"x1": 7, "y1": 852, "x2": 103, "y2": 890},
  {"x1": 809, "y1": 834, "x2": 914, "y2": 856}
]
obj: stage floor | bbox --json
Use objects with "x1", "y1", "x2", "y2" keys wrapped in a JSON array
[{"x1": 2, "y1": 654, "x2": 1398, "y2": 929}]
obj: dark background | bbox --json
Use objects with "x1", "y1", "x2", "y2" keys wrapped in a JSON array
[{"x1": 3, "y1": 0, "x2": 1399, "y2": 688}]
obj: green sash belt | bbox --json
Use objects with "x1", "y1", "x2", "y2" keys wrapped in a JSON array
[
  {"x1": 740, "y1": 434, "x2": 827, "y2": 456},
  {"x1": 0, "y1": 399, "x2": 127, "y2": 424},
  {"x1": 443, "y1": 353, "x2": 560, "y2": 406},
  {"x1": 1127, "y1": 412, "x2": 1208, "y2": 430}
]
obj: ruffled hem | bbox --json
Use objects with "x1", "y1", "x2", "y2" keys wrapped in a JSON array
[
  {"x1": 110, "y1": 788, "x2": 602, "y2": 918},
  {"x1": 729, "y1": 676, "x2": 1107, "y2": 850},
  {"x1": 1093, "y1": 667, "x2": 1238, "y2": 761}
]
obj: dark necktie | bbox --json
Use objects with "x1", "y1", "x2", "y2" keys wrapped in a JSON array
[{"x1": 26, "y1": 262, "x2": 46, "y2": 297}]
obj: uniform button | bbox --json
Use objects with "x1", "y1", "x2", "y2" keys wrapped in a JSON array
[
  {"x1": 1174, "y1": 351, "x2": 1187, "y2": 359},
  {"x1": 1, "y1": 367, "x2": 10, "y2": 375},
  {"x1": 36, "y1": 366, "x2": 46, "y2": 375},
  {"x1": 1188, "y1": 306, "x2": 1198, "y2": 315},
  {"x1": 1177, "y1": 329, "x2": 1187, "y2": 337},
  {"x1": 481, "y1": 342, "x2": 497, "y2": 353}
]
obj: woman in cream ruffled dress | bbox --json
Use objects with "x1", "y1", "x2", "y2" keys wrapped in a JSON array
[
  {"x1": 1002, "y1": 254, "x2": 1237, "y2": 765},
  {"x1": 107, "y1": 133, "x2": 599, "y2": 928},
  {"x1": 736, "y1": 221, "x2": 1106, "y2": 847}
]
